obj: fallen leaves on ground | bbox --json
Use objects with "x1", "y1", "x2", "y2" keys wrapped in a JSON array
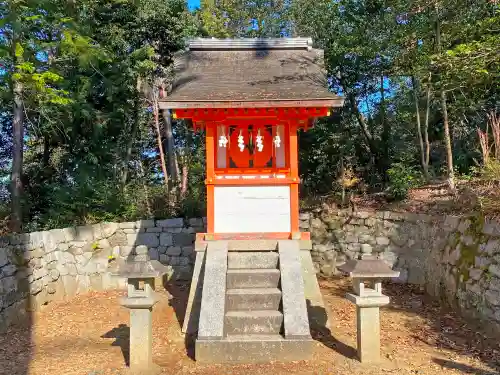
[{"x1": 0, "y1": 279, "x2": 498, "y2": 375}]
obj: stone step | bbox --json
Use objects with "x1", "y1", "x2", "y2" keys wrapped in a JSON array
[
  {"x1": 228, "y1": 240, "x2": 278, "y2": 251},
  {"x1": 225, "y1": 310, "x2": 283, "y2": 335},
  {"x1": 226, "y1": 288, "x2": 282, "y2": 311},
  {"x1": 196, "y1": 335, "x2": 313, "y2": 363},
  {"x1": 228, "y1": 252, "x2": 279, "y2": 269},
  {"x1": 226, "y1": 269, "x2": 281, "y2": 289}
]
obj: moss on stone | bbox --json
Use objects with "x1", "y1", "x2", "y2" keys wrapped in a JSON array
[{"x1": 454, "y1": 212, "x2": 487, "y2": 288}]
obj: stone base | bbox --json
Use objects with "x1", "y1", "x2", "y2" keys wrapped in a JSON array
[{"x1": 195, "y1": 335, "x2": 313, "y2": 363}]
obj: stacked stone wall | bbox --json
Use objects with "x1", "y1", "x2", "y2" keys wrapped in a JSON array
[
  {"x1": 0, "y1": 218, "x2": 206, "y2": 331},
  {"x1": 300, "y1": 208, "x2": 500, "y2": 332},
  {"x1": 1, "y1": 210, "x2": 500, "y2": 333}
]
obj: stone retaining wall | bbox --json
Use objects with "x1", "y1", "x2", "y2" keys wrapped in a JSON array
[
  {"x1": 300, "y1": 208, "x2": 500, "y2": 332},
  {"x1": 0, "y1": 218, "x2": 206, "y2": 332},
  {"x1": 1, "y1": 210, "x2": 500, "y2": 333}
]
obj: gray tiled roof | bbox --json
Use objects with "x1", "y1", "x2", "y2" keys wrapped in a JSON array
[{"x1": 160, "y1": 38, "x2": 342, "y2": 109}]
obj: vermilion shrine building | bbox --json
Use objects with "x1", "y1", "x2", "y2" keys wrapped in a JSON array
[{"x1": 160, "y1": 38, "x2": 344, "y2": 363}]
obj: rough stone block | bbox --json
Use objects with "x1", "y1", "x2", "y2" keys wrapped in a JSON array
[
  {"x1": 63, "y1": 251, "x2": 76, "y2": 264},
  {"x1": 56, "y1": 263, "x2": 69, "y2": 276},
  {"x1": 0, "y1": 250, "x2": 9, "y2": 267},
  {"x1": 92, "y1": 223, "x2": 104, "y2": 240},
  {"x1": 148, "y1": 248, "x2": 159, "y2": 261},
  {"x1": 76, "y1": 252, "x2": 92, "y2": 265},
  {"x1": 123, "y1": 229, "x2": 139, "y2": 234},
  {"x1": 189, "y1": 218, "x2": 204, "y2": 227},
  {"x1": 299, "y1": 221, "x2": 310, "y2": 229},
  {"x1": 98, "y1": 239, "x2": 111, "y2": 249},
  {"x1": 480, "y1": 239, "x2": 500, "y2": 256},
  {"x1": 119, "y1": 246, "x2": 133, "y2": 257},
  {"x1": 166, "y1": 246, "x2": 182, "y2": 256},
  {"x1": 485, "y1": 290, "x2": 500, "y2": 306},
  {"x1": 42, "y1": 231, "x2": 58, "y2": 252},
  {"x1": 173, "y1": 233, "x2": 195, "y2": 247},
  {"x1": 299, "y1": 212, "x2": 310, "y2": 220},
  {"x1": 476, "y1": 256, "x2": 492, "y2": 268},
  {"x1": 29, "y1": 232, "x2": 44, "y2": 248},
  {"x1": 159, "y1": 254, "x2": 168, "y2": 263},
  {"x1": 134, "y1": 219, "x2": 154, "y2": 229},
  {"x1": 345, "y1": 234, "x2": 358, "y2": 243},
  {"x1": 126, "y1": 233, "x2": 138, "y2": 245},
  {"x1": 483, "y1": 219, "x2": 500, "y2": 236},
  {"x1": 101, "y1": 222, "x2": 119, "y2": 237},
  {"x1": 165, "y1": 227, "x2": 182, "y2": 233},
  {"x1": 146, "y1": 227, "x2": 162, "y2": 233},
  {"x1": 488, "y1": 278, "x2": 500, "y2": 291},
  {"x1": 469, "y1": 269, "x2": 483, "y2": 281},
  {"x1": 67, "y1": 263, "x2": 78, "y2": 276},
  {"x1": 49, "y1": 269, "x2": 60, "y2": 281},
  {"x1": 361, "y1": 244, "x2": 372, "y2": 254},
  {"x1": 75, "y1": 225, "x2": 94, "y2": 242},
  {"x1": 76, "y1": 274, "x2": 91, "y2": 294},
  {"x1": 108, "y1": 232, "x2": 127, "y2": 247},
  {"x1": 160, "y1": 233, "x2": 173, "y2": 246},
  {"x1": 49, "y1": 229, "x2": 66, "y2": 245},
  {"x1": 157, "y1": 218, "x2": 184, "y2": 228},
  {"x1": 181, "y1": 246, "x2": 194, "y2": 256},
  {"x1": 32, "y1": 267, "x2": 48, "y2": 281},
  {"x1": 375, "y1": 237, "x2": 390, "y2": 246},
  {"x1": 119, "y1": 222, "x2": 135, "y2": 229},
  {"x1": 489, "y1": 264, "x2": 500, "y2": 278}
]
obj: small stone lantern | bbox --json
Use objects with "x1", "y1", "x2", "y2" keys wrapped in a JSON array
[
  {"x1": 110, "y1": 245, "x2": 169, "y2": 374},
  {"x1": 338, "y1": 247, "x2": 399, "y2": 363}
]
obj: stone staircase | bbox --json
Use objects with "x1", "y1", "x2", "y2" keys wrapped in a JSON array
[
  {"x1": 225, "y1": 251, "x2": 283, "y2": 336},
  {"x1": 195, "y1": 240, "x2": 314, "y2": 363}
]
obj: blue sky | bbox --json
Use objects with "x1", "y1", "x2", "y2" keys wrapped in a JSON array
[{"x1": 188, "y1": 0, "x2": 200, "y2": 10}]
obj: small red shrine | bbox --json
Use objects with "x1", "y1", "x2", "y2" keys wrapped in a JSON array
[{"x1": 160, "y1": 38, "x2": 343, "y2": 240}]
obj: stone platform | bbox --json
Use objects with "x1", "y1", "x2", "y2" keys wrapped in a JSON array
[{"x1": 183, "y1": 238, "x2": 326, "y2": 363}]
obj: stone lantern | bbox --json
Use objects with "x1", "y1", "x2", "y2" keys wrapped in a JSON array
[
  {"x1": 110, "y1": 245, "x2": 169, "y2": 374},
  {"x1": 338, "y1": 247, "x2": 399, "y2": 363}
]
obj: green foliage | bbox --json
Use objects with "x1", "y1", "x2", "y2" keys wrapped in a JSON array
[
  {"x1": 1, "y1": 0, "x2": 499, "y2": 231},
  {"x1": 387, "y1": 163, "x2": 423, "y2": 200}
]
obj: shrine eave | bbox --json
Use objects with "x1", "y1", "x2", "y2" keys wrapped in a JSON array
[{"x1": 158, "y1": 98, "x2": 344, "y2": 110}]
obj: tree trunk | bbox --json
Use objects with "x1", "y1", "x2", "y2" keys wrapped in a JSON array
[
  {"x1": 121, "y1": 94, "x2": 140, "y2": 187},
  {"x1": 440, "y1": 90, "x2": 455, "y2": 191},
  {"x1": 153, "y1": 100, "x2": 169, "y2": 190},
  {"x1": 424, "y1": 73, "x2": 432, "y2": 172},
  {"x1": 380, "y1": 76, "x2": 390, "y2": 181},
  {"x1": 161, "y1": 108, "x2": 177, "y2": 184},
  {"x1": 10, "y1": 19, "x2": 24, "y2": 232},
  {"x1": 139, "y1": 158, "x2": 153, "y2": 217},
  {"x1": 412, "y1": 76, "x2": 430, "y2": 181},
  {"x1": 435, "y1": 2, "x2": 455, "y2": 192}
]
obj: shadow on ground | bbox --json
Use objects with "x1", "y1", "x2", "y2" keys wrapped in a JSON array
[
  {"x1": 433, "y1": 358, "x2": 499, "y2": 375},
  {"x1": 318, "y1": 276, "x2": 500, "y2": 372},
  {"x1": 383, "y1": 282, "x2": 500, "y2": 372},
  {"x1": 308, "y1": 300, "x2": 357, "y2": 359},
  {"x1": 102, "y1": 324, "x2": 131, "y2": 366},
  {"x1": 162, "y1": 278, "x2": 196, "y2": 360}
]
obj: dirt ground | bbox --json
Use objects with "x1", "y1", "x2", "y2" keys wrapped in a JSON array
[{"x1": 1, "y1": 278, "x2": 499, "y2": 375}]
